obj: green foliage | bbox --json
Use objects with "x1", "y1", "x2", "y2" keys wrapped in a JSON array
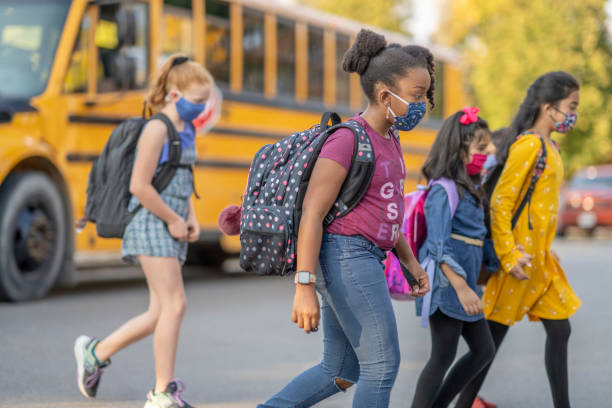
[{"x1": 437, "y1": 0, "x2": 612, "y2": 175}]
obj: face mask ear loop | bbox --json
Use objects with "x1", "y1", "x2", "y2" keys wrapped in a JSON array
[
  {"x1": 387, "y1": 89, "x2": 410, "y2": 106},
  {"x1": 165, "y1": 90, "x2": 182, "y2": 103}
]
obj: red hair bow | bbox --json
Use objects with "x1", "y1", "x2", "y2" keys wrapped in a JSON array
[{"x1": 459, "y1": 106, "x2": 480, "y2": 125}]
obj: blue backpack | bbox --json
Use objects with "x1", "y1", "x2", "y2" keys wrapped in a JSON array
[{"x1": 239, "y1": 112, "x2": 377, "y2": 276}]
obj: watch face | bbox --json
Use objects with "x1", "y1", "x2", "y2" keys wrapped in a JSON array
[{"x1": 298, "y1": 271, "x2": 311, "y2": 284}]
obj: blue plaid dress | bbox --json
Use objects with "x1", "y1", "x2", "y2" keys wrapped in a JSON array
[{"x1": 122, "y1": 124, "x2": 196, "y2": 265}]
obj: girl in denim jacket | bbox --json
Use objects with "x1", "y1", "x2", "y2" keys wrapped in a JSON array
[{"x1": 411, "y1": 108, "x2": 500, "y2": 408}]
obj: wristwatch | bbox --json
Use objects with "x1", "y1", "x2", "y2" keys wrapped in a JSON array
[{"x1": 295, "y1": 270, "x2": 316, "y2": 285}]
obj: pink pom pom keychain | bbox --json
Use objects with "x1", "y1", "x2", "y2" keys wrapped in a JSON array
[{"x1": 218, "y1": 205, "x2": 242, "y2": 236}]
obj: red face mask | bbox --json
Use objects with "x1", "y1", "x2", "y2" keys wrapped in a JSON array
[{"x1": 466, "y1": 153, "x2": 487, "y2": 175}]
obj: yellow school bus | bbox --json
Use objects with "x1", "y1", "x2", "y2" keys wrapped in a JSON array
[{"x1": 0, "y1": 0, "x2": 467, "y2": 301}]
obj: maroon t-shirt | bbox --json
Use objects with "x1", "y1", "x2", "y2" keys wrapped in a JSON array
[{"x1": 318, "y1": 115, "x2": 406, "y2": 250}]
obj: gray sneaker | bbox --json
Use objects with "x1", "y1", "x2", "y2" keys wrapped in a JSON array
[
  {"x1": 144, "y1": 379, "x2": 194, "y2": 408},
  {"x1": 74, "y1": 335, "x2": 110, "y2": 398}
]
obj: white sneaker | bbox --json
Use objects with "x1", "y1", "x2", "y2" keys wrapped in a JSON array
[{"x1": 144, "y1": 379, "x2": 194, "y2": 408}]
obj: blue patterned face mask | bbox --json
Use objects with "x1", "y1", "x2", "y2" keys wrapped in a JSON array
[{"x1": 386, "y1": 89, "x2": 427, "y2": 131}]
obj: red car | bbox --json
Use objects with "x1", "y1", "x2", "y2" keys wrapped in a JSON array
[{"x1": 558, "y1": 165, "x2": 612, "y2": 235}]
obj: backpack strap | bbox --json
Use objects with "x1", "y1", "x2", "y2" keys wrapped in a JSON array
[
  {"x1": 322, "y1": 118, "x2": 376, "y2": 227},
  {"x1": 320, "y1": 112, "x2": 342, "y2": 132},
  {"x1": 149, "y1": 112, "x2": 183, "y2": 194},
  {"x1": 430, "y1": 178, "x2": 460, "y2": 218},
  {"x1": 511, "y1": 134, "x2": 547, "y2": 230}
]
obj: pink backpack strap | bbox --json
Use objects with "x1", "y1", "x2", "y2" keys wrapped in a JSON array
[{"x1": 430, "y1": 178, "x2": 459, "y2": 218}]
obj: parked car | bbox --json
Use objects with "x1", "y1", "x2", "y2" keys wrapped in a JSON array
[{"x1": 558, "y1": 165, "x2": 612, "y2": 236}]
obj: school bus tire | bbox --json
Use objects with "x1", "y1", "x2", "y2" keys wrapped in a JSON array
[
  {"x1": 186, "y1": 242, "x2": 229, "y2": 268},
  {"x1": 0, "y1": 171, "x2": 67, "y2": 301}
]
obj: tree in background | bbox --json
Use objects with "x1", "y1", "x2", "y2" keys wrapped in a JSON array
[
  {"x1": 437, "y1": 0, "x2": 612, "y2": 174},
  {"x1": 300, "y1": 0, "x2": 411, "y2": 34}
]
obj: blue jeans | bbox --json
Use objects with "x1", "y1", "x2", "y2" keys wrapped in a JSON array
[{"x1": 258, "y1": 234, "x2": 401, "y2": 408}]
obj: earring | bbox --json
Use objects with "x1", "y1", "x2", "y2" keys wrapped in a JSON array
[{"x1": 386, "y1": 106, "x2": 390, "y2": 120}]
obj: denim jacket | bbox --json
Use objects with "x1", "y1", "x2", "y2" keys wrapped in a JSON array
[{"x1": 415, "y1": 184, "x2": 499, "y2": 322}]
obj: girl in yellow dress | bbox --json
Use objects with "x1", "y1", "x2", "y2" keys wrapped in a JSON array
[{"x1": 457, "y1": 71, "x2": 582, "y2": 408}]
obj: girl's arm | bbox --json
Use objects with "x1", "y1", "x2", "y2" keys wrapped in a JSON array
[
  {"x1": 292, "y1": 158, "x2": 347, "y2": 333},
  {"x1": 393, "y1": 234, "x2": 430, "y2": 297},
  {"x1": 490, "y1": 134, "x2": 539, "y2": 278},
  {"x1": 129, "y1": 119, "x2": 187, "y2": 239},
  {"x1": 440, "y1": 263, "x2": 482, "y2": 315},
  {"x1": 425, "y1": 185, "x2": 481, "y2": 315}
]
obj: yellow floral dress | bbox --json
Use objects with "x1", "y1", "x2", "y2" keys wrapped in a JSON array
[{"x1": 483, "y1": 133, "x2": 581, "y2": 325}]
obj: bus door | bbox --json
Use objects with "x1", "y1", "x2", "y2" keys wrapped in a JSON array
[{"x1": 58, "y1": 0, "x2": 152, "y2": 253}]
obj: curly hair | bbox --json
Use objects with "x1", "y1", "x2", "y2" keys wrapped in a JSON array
[{"x1": 342, "y1": 29, "x2": 435, "y2": 109}]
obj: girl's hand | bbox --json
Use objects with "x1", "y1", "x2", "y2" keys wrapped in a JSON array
[
  {"x1": 186, "y1": 215, "x2": 200, "y2": 243},
  {"x1": 168, "y1": 217, "x2": 188, "y2": 241},
  {"x1": 408, "y1": 261, "x2": 430, "y2": 298},
  {"x1": 291, "y1": 285, "x2": 320, "y2": 334},
  {"x1": 509, "y1": 246, "x2": 533, "y2": 281},
  {"x1": 457, "y1": 285, "x2": 484, "y2": 315}
]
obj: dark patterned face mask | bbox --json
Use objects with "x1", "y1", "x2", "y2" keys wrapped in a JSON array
[
  {"x1": 386, "y1": 89, "x2": 427, "y2": 131},
  {"x1": 551, "y1": 107, "x2": 577, "y2": 133}
]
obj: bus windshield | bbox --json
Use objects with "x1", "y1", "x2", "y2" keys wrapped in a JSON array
[{"x1": 0, "y1": 0, "x2": 70, "y2": 101}]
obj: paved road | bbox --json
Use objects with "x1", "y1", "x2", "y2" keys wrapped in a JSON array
[{"x1": 1, "y1": 238, "x2": 610, "y2": 407}]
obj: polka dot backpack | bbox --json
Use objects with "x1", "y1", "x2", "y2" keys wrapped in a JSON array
[{"x1": 240, "y1": 112, "x2": 376, "y2": 276}]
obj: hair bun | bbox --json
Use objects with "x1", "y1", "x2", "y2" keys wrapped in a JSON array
[{"x1": 342, "y1": 29, "x2": 387, "y2": 75}]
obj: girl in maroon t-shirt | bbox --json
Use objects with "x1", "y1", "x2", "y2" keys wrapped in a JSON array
[{"x1": 258, "y1": 29, "x2": 432, "y2": 408}]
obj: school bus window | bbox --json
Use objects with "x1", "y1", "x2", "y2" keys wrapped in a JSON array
[
  {"x1": 165, "y1": 0, "x2": 191, "y2": 8},
  {"x1": 336, "y1": 32, "x2": 350, "y2": 107},
  {"x1": 205, "y1": 0, "x2": 230, "y2": 86},
  {"x1": 162, "y1": 3, "x2": 193, "y2": 63},
  {"x1": 63, "y1": 15, "x2": 90, "y2": 93},
  {"x1": 277, "y1": 17, "x2": 295, "y2": 99},
  {"x1": 307, "y1": 25, "x2": 324, "y2": 102},
  {"x1": 0, "y1": 0, "x2": 69, "y2": 99},
  {"x1": 242, "y1": 7, "x2": 264, "y2": 94},
  {"x1": 429, "y1": 60, "x2": 444, "y2": 119},
  {"x1": 96, "y1": 2, "x2": 149, "y2": 93}
]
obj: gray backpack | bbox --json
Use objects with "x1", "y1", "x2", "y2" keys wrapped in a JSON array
[{"x1": 84, "y1": 113, "x2": 187, "y2": 238}]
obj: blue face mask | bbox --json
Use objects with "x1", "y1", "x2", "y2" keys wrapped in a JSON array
[
  {"x1": 483, "y1": 154, "x2": 497, "y2": 170},
  {"x1": 174, "y1": 93, "x2": 206, "y2": 122},
  {"x1": 386, "y1": 89, "x2": 427, "y2": 131}
]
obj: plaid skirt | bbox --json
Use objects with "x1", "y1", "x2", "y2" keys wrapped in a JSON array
[{"x1": 121, "y1": 194, "x2": 190, "y2": 265}]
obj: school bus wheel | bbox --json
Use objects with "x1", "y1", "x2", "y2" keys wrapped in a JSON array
[
  {"x1": 0, "y1": 172, "x2": 68, "y2": 301},
  {"x1": 186, "y1": 241, "x2": 228, "y2": 268}
]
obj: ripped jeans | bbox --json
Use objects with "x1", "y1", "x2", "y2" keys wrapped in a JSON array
[{"x1": 258, "y1": 234, "x2": 401, "y2": 408}]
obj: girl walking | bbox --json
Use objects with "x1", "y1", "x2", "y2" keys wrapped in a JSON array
[
  {"x1": 457, "y1": 71, "x2": 582, "y2": 408},
  {"x1": 411, "y1": 108, "x2": 499, "y2": 408},
  {"x1": 74, "y1": 54, "x2": 213, "y2": 408},
  {"x1": 257, "y1": 29, "x2": 431, "y2": 408}
]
